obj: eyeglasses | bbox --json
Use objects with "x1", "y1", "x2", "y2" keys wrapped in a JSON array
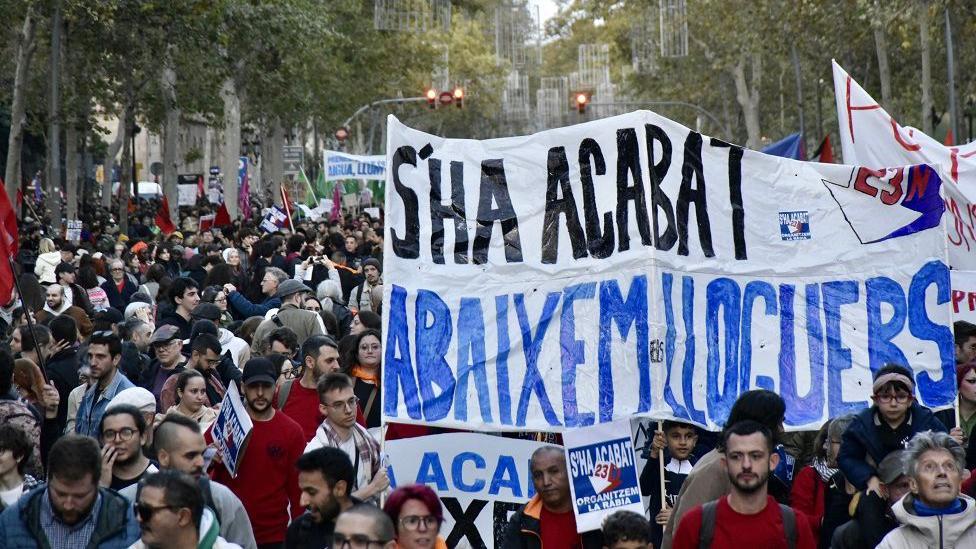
[
  {"x1": 874, "y1": 393, "x2": 912, "y2": 403},
  {"x1": 325, "y1": 396, "x2": 359, "y2": 411},
  {"x1": 399, "y1": 515, "x2": 440, "y2": 531},
  {"x1": 102, "y1": 427, "x2": 138, "y2": 441},
  {"x1": 214, "y1": 297, "x2": 227, "y2": 303},
  {"x1": 281, "y1": 368, "x2": 297, "y2": 380},
  {"x1": 330, "y1": 533, "x2": 391, "y2": 549},
  {"x1": 134, "y1": 502, "x2": 179, "y2": 522}
]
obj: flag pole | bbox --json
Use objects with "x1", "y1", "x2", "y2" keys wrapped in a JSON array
[
  {"x1": 7, "y1": 257, "x2": 48, "y2": 379},
  {"x1": 658, "y1": 421, "x2": 667, "y2": 510}
]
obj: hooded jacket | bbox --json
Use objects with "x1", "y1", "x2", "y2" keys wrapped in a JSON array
[
  {"x1": 838, "y1": 403, "x2": 947, "y2": 490},
  {"x1": 0, "y1": 485, "x2": 141, "y2": 548},
  {"x1": 34, "y1": 251, "x2": 62, "y2": 284},
  {"x1": 217, "y1": 328, "x2": 250, "y2": 368},
  {"x1": 877, "y1": 494, "x2": 976, "y2": 548}
]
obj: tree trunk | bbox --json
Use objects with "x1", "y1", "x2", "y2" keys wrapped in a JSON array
[
  {"x1": 873, "y1": 2, "x2": 892, "y2": 109},
  {"x1": 161, "y1": 54, "x2": 180, "y2": 222},
  {"x1": 46, "y1": 0, "x2": 63, "y2": 233},
  {"x1": 64, "y1": 125, "x2": 78, "y2": 221},
  {"x1": 102, "y1": 114, "x2": 124, "y2": 208},
  {"x1": 4, "y1": 5, "x2": 37, "y2": 203},
  {"x1": 221, "y1": 78, "x2": 240, "y2": 219},
  {"x1": 119, "y1": 104, "x2": 133, "y2": 235},
  {"x1": 920, "y1": 0, "x2": 933, "y2": 135},
  {"x1": 732, "y1": 52, "x2": 762, "y2": 150},
  {"x1": 267, "y1": 120, "x2": 284, "y2": 205}
]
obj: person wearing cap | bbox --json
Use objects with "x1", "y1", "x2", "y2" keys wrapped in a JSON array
[
  {"x1": 159, "y1": 333, "x2": 225, "y2": 412},
  {"x1": 107, "y1": 386, "x2": 160, "y2": 456},
  {"x1": 831, "y1": 450, "x2": 912, "y2": 548},
  {"x1": 140, "y1": 325, "x2": 187, "y2": 411},
  {"x1": 249, "y1": 279, "x2": 325, "y2": 357},
  {"x1": 75, "y1": 331, "x2": 136, "y2": 438},
  {"x1": 210, "y1": 358, "x2": 305, "y2": 548},
  {"x1": 100, "y1": 258, "x2": 140, "y2": 312},
  {"x1": 351, "y1": 258, "x2": 382, "y2": 313},
  {"x1": 837, "y1": 364, "x2": 960, "y2": 497},
  {"x1": 192, "y1": 303, "x2": 250, "y2": 368},
  {"x1": 55, "y1": 261, "x2": 94, "y2": 316},
  {"x1": 224, "y1": 267, "x2": 286, "y2": 321}
]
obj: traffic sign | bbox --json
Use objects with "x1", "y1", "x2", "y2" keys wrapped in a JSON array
[{"x1": 283, "y1": 145, "x2": 303, "y2": 176}]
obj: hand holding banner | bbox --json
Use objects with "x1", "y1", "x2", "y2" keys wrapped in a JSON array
[{"x1": 209, "y1": 382, "x2": 253, "y2": 478}]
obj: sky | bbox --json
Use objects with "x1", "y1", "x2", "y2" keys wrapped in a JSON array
[{"x1": 528, "y1": 0, "x2": 560, "y2": 25}]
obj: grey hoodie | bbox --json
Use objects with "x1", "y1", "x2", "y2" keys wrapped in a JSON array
[{"x1": 878, "y1": 493, "x2": 976, "y2": 549}]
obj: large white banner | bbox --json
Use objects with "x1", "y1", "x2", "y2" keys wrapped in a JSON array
[
  {"x1": 833, "y1": 60, "x2": 976, "y2": 270},
  {"x1": 386, "y1": 433, "x2": 545, "y2": 549},
  {"x1": 382, "y1": 111, "x2": 955, "y2": 432},
  {"x1": 324, "y1": 150, "x2": 386, "y2": 181}
]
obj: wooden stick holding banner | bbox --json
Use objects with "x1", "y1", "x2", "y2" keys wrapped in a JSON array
[
  {"x1": 8, "y1": 257, "x2": 47, "y2": 375},
  {"x1": 658, "y1": 420, "x2": 667, "y2": 510},
  {"x1": 209, "y1": 381, "x2": 254, "y2": 477},
  {"x1": 279, "y1": 185, "x2": 295, "y2": 232}
]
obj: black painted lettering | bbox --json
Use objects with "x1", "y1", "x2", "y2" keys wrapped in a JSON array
[
  {"x1": 390, "y1": 145, "x2": 420, "y2": 258},
  {"x1": 615, "y1": 128, "x2": 652, "y2": 252},
  {"x1": 579, "y1": 138, "x2": 615, "y2": 258},
  {"x1": 676, "y1": 132, "x2": 715, "y2": 257},
  {"x1": 710, "y1": 137, "x2": 748, "y2": 260},
  {"x1": 473, "y1": 159, "x2": 523, "y2": 264},
  {"x1": 646, "y1": 124, "x2": 677, "y2": 251},
  {"x1": 542, "y1": 147, "x2": 587, "y2": 263},
  {"x1": 429, "y1": 159, "x2": 469, "y2": 264}
]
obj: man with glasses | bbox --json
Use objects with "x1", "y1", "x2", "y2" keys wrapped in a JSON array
[
  {"x1": 96, "y1": 404, "x2": 157, "y2": 493},
  {"x1": 305, "y1": 373, "x2": 388, "y2": 503},
  {"x1": 100, "y1": 259, "x2": 138, "y2": 312},
  {"x1": 211, "y1": 358, "x2": 305, "y2": 549},
  {"x1": 250, "y1": 280, "x2": 325, "y2": 357},
  {"x1": 224, "y1": 267, "x2": 286, "y2": 321},
  {"x1": 286, "y1": 447, "x2": 360, "y2": 549},
  {"x1": 0, "y1": 435, "x2": 141, "y2": 548},
  {"x1": 276, "y1": 335, "x2": 342, "y2": 441},
  {"x1": 157, "y1": 277, "x2": 201, "y2": 340},
  {"x1": 141, "y1": 325, "x2": 187, "y2": 411},
  {"x1": 131, "y1": 470, "x2": 241, "y2": 549},
  {"x1": 838, "y1": 363, "x2": 958, "y2": 498},
  {"x1": 75, "y1": 331, "x2": 135, "y2": 438},
  {"x1": 159, "y1": 332, "x2": 225, "y2": 411},
  {"x1": 332, "y1": 504, "x2": 396, "y2": 549}
]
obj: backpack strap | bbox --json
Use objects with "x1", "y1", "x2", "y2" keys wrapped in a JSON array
[
  {"x1": 276, "y1": 379, "x2": 294, "y2": 409},
  {"x1": 778, "y1": 504, "x2": 797, "y2": 549},
  {"x1": 698, "y1": 500, "x2": 718, "y2": 549}
]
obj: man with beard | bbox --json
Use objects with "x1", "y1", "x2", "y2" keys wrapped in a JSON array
[
  {"x1": 276, "y1": 335, "x2": 341, "y2": 441},
  {"x1": 74, "y1": 331, "x2": 135, "y2": 438},
  {"x1": 671, "y1": 421, "x2": 815, "y2": 549},
  {"x1": 285, "y1": 447, "x2": 359, "y2": 549},
  {"x1": 211, "y1": 358, "x2": 304, "y2": 548},
  {"x1": 35, "y1": 283, "x2": 93, "y2": 338},
  {"x1": 503, "y1": 446, "x2": 605, "y2": 548},
  {"x1": 124, "y1": 415, "x2": 256, "y2": 549},
  {"x1": 55, "y1": 262, "x2": 94, "y2": 316},
  {"x1": 351, "y1": 259, "x2": 382, "y2": 313},
  {"x1": 0, "y1": 435, "x2": 141, "y2": 547},
  {"x1": 96, "y1": 404, "x2": 157, "y2": 492}
]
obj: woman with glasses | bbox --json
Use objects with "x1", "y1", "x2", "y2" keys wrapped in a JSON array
[
  {"x1": 165, "y1": 370, "x2": 217, "y2": 429},
  {"x1": 382, "y1": 485, "x2": 447, "y2": 549},
  {"x1": 952, "y1": 362, "x2": 976, "y2": 469},
  {"x1": 201, "y1": 286, "x2": 234, "y2": 328},
  {"x1": 344, "y1": 329, "x2": 382, "y2": 429}
]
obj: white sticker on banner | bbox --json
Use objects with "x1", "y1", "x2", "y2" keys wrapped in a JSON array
[{"x1": 381, "y1": 111, "x2": 954, "y2": 433}]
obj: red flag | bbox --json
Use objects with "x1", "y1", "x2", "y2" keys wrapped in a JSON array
[
  {"x1": 155, "y1": 196, "x2": 177, "y2": 235},
  {"x1": 279, "y1": 185, "x2": 295, "y2": 232},
  {"x1": 330, "y1": 183, "x2": 341, "y2": 222},
  {"x1": 215, "y1": 202, "x2": 231, "y2": 227},
  {"x1": 945, "y1": 129, "x2": 955, "y2": 146},
  {"x1": 15, "y1": 189, "x2": 22, "y2": 210},
  {"x1": 197, "y1": 175, "x2": 205, "y2": 199},
  {"x1": 0, "y1": 179, "x2": 19, "y2": 256},
  {"x1": 0, "y1": 225, "x2": 14, "y2": 306},
  {"x1": 813, "y1": 135, "x2": 834, "y2": 163}
]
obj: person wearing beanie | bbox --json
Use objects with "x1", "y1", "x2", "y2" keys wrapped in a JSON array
[
  {"x1": 351, "y1": 258, "x2": 382, "y2": 313},
  {"x1": 837, "y1": 363, "x2": 961, "y2": 496}
]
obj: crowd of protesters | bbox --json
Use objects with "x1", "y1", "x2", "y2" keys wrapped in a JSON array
[{"x1": 2, "y1": 196, "x2": 976, "y2": 548}]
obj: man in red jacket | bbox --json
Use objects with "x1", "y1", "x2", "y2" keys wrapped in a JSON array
[
  {"x1": 211, "y1": 358, "x2": 305, "y2": 548},
  {"x1": 673, "y1": 420, "x2": 815, "y2": 549}
]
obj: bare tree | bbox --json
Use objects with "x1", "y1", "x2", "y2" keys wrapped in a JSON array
[{"x1": 4, "y1": 5, "x2": 37, "y2": 203}]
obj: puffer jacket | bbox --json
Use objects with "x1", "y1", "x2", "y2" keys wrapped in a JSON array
[
  {"x1": 0, "y1": 485, "x2": 141, "y2": 548},
  {"x1": 877, "y1": 494, "x2": 976, "y2": 549},
  {"x1": 838, "y1": 403, "x2": 947, "y2": 490},
  {"x1": 33, "y1": 251, "x2": 62, "y2": 284}
]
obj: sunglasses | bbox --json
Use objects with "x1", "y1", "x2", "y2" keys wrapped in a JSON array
[{"x1": 134, "y1": 502, "x2": 179, "y2": 522}]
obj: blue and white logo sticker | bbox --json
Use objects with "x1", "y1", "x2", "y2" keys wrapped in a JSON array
[{"x1": 779, "y1": 211, "x2": 811, "y2": 241}]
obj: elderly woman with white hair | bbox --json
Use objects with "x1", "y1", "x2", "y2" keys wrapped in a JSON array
[
  {"x1": 877, "y1": 430, "x2": 976, "y2": 548},
  {"x1": 316, "y1": 279, "x2": 353, "y2": 337}
]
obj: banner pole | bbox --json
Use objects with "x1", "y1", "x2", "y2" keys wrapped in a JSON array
[
  {"x1": 657, "y1": 420, "x2": 667, "y2": 509},
  {"x1": 7, "y1": 257, "x2": 48, "y2": 379}
]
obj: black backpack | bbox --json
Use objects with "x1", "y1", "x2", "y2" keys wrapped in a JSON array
[{"x1": 698, "y1": 499, "x2": 796, "y2": 549}]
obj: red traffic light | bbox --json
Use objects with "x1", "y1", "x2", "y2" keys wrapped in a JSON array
[
  {"x1": 453, "y1": 87, "x2": 464, "y2": 108},
  {"x1": 426, "y1": 88, "x2": 437, "y2": 109},
  {"x1": 335, "y1": 127, "x2": 349, "y2": 141},
  {"x1": 572, "y1": 91, "x2": 591, "y2": 114}
]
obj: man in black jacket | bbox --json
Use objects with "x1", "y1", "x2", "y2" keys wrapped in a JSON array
[
  {"x1": 44, "y1": 315, "x2": 81, "y2": 432},
  {"x1": 100, "y1": 258, "x2": 140, "y2": 312},
  {"x1": 55, "y1": 262, "x2": 93, "y2": 316},
  {"x1": 504, "y1": 446, "x2": 604, "y2": 549},
  {"x1": 286, "y1": 447, "x2": 360, "y2": 549}
]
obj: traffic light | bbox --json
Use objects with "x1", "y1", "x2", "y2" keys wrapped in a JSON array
[
  {"x1": 453, "y1": 86, "x2": 464, "y2": 109},
  {"x1": 426, "y1": 88, "x2": 437, "y2": 109},
  {"x1": 575, "y1": 92, "x2": 590, "y2": 114}
]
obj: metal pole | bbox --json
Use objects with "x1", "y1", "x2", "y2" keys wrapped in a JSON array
[
  {"x1": 816, "y1": 78, "x2": 824, "y2": 140},
  {"x1": 8, "y1": 257, "x2": 48, "y2": 375},
  {"x1": 342, "y1": 97, "x2": 426, "y2": 130},
  {"x1": 946, "y1": 7, "x2": 959, "y2": 142},
  {"x1": 790, "y1": 44, "x2": 806, "y2": 155}
]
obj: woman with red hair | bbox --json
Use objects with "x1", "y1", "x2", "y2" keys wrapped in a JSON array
[{"x1": 382, "y1": 485, "x2": 447, "y2": 549}]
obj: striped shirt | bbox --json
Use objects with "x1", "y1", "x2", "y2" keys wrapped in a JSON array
[{"x1": 40, "y1": 489, "x2": 102, "y2": 549}]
